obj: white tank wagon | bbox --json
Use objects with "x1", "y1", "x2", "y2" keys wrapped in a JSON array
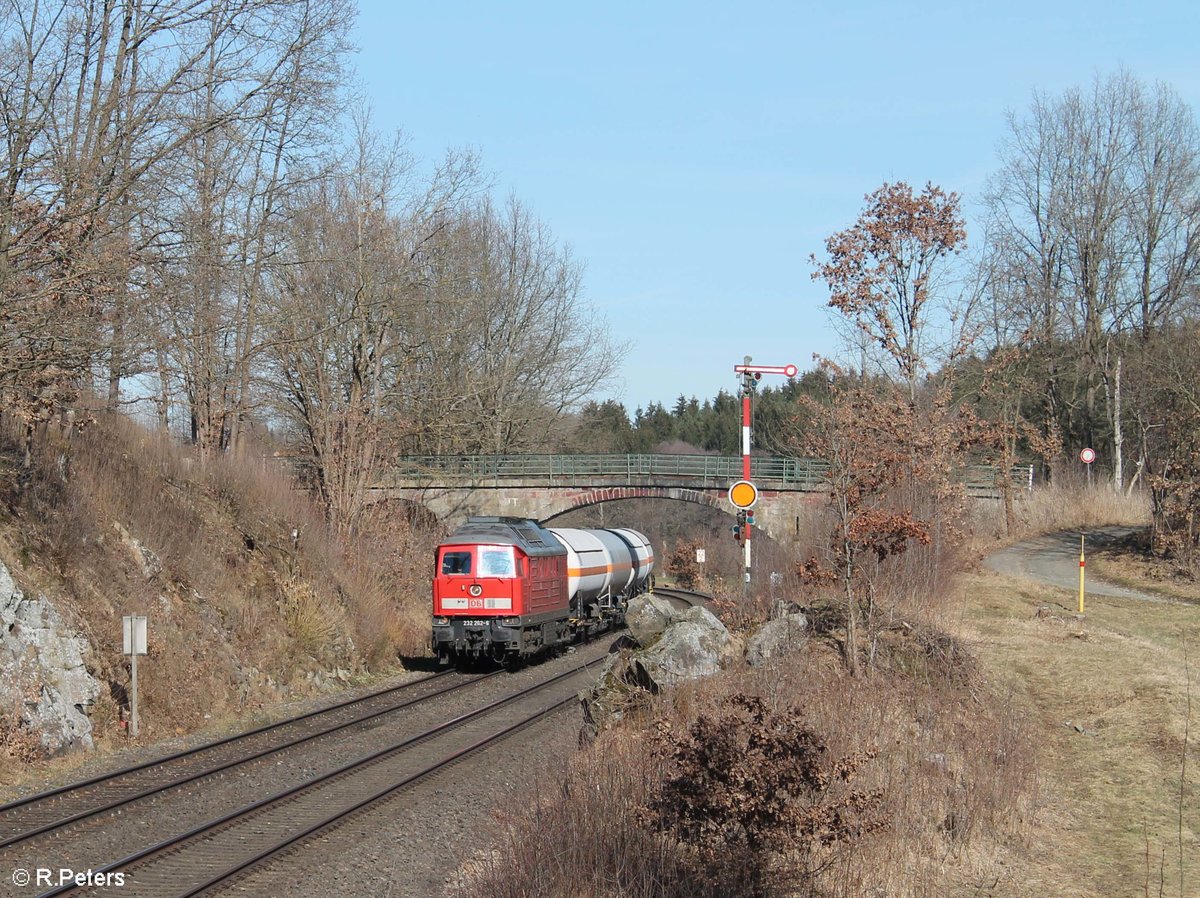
[
  {"x1": 610, "y1": 528, "x2": 654, "y2": 591},
  {"x1": 546, "y1": 526, "x2": 655, "y2": 632}
]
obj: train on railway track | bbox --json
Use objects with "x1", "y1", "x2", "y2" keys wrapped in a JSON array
[{"x1": 432, "y1": 516, "x2": 654, "y2": 664}]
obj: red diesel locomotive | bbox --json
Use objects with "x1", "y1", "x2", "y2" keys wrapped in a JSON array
[{"x1": 431, "y1": 516, "x2": 654, "y2": 664}]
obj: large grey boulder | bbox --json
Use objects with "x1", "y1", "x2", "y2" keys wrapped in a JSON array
[
  {"x1": 0, "y1": 561, "x2": 101, "y2": 756},
  {"x1": 631, "y1": 605, "x2": 730, "y2": 690},
  {"x1": 625, "y1": 594, "x2": 679, "y2": 646},
  {"x1": 745, "y1": 611, "x2": 809, "y2": 668},
  {"x1": 582, "y1": 604, "x2": 732, "y2": 738}
]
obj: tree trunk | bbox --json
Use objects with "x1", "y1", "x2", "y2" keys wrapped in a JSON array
[
  {"x1": 842, "y1": 539, "x2": 859, "y2": 677},
  {"x1": 1112, "y1": 355, "x2": 1124, "y2": 492},
  {"x1": 1002, "y1": 430, "x2": 1016, "y2": 537}
]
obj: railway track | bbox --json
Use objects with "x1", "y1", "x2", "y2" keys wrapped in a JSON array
[
  {"x1": 0, "y1": 668, "x2": 500, "y2": 851},
  {"x1": 29, "y1": 659, "x2": 596, "y2": 898},
  {"x1": 652, "y1": 586, "x2": 713, "y2": 612}
]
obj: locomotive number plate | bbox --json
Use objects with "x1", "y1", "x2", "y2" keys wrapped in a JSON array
[{"x1": 460, "y1": 619, "x2": 491, "y2": 627}]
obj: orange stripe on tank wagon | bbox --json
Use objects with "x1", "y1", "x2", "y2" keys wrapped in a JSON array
[{"x1": 568, "y1": 562, "x2": 633, "y2": 577}]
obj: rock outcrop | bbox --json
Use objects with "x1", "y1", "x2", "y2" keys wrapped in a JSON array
[
  {"x1": 745, "y1": 609, "x2": 809, "y2": 668},
  {"x1": 589, "y1": 596, "x2": 731, "y2": 719},
  {"x1": 624, "y1": 594, "x2": 678, "y2": 647},
  {"x1": 0, "y1": 560, "x2": 101, "y2": 756},
  {"x1": 631, "y1": 604, "x2": 730, "y2": 689}
]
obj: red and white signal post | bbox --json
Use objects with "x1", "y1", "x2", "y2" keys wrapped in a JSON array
[{"x1": 732, "y1": 356, "x2": 798, "y2": 594}]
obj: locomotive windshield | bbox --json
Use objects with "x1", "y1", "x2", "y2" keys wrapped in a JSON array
[
  {"x1": 441, "y1": 551, "x2": 472, "y2": 575},
  {"x1": 477, "y1": 546, "x2": 516, "y2": 577}
]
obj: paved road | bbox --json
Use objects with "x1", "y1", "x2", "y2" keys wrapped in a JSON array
[{"x1": 984, "y1": 526, "x2": 1177, "y2": 605}]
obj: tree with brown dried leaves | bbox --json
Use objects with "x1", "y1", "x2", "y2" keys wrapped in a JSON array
[
  {"x1": 794, "y1": 368, "x2": 934, "y2": 675},
  {"x1": 811, "y1": 181, "x2": 966, "y2": 401},
  {"x1": 664, "y1": 539, "x2": 702, "y2": 589},
  {"x1": 806, "y1": 181, "x2": 975, "y2": 673}
]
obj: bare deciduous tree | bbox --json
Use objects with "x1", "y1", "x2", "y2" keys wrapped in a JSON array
[
  {"x1": 265, "y1": 121, "x2": 492, "y2": 529},
  {"x1": 0, "y1": 0, "x2": 355, "y2": 461},
  {"x1": 982, "y1": 71, "x2": 1200, "y2": 488},
  {"x1": 411, "y1": 195, "x2": 622, "y2": 454}
]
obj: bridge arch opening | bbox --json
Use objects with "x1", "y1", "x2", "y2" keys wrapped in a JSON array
[{"x1": 534, "y1": 486, "x2": 730, "y2": 525}]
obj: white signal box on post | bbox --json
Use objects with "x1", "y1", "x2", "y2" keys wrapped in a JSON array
[{"x1": 122, "y1": 615, "x2": 147, "y2": 738}]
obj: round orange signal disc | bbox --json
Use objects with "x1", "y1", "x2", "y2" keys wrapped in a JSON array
[{"x1": 728, "y1": 480, "x2": 758, "y2": 509}]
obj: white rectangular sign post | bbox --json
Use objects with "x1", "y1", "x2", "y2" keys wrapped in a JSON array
[{"x1": 122, "y1": 615, "x2": 147, "y2": 738}]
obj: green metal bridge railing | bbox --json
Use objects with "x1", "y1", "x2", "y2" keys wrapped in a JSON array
[{"x1": 381, "y1": 454, "x2": 1034, "y2": 495}]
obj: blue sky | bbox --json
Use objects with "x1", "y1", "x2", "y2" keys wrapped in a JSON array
[{"x1": 351, "y1": 1, "x2": 1200, "y2": 414}]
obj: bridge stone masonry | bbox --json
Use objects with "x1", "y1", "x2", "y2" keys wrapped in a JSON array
[
  {"x1": 374, "y1": 454, "x2": 1033, "y2": 542},
  {"x1": 404, "y1": 484, "x2": 818, "y2": 543}
]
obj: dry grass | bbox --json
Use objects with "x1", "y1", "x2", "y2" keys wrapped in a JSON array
[
  {"x1": 971, "y1": 483, "x2": 1150, "y2": 548},
  {"x1": 1087, "y1": 537, "x2": 1200, "y2": 605},
  {"x1": 464, "y1": 479, "x2": 1193, "y2": 897},
  {"x1": 0, "y1": 411, "x2": 440, "y2": 773},
  {"x1": 456, "y1": 735, "x2": 690, "y2": 898},
  {"x1": 466, "y1": 553, "x2": 1197, "y2": 898},
  {"x1": 953, "y1": 569, "x2": 1198, "y2": 897},
  {"x1": 966, "y1": 476, "x2": 1195, "y2": 896},
  {"x1": 464, "y1": 630, "x2": 1034, "y2": 898}
]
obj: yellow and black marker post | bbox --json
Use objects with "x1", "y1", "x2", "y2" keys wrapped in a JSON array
[{"x1": 1078, "y1": 534, "x2": 1086, "y2": 614}]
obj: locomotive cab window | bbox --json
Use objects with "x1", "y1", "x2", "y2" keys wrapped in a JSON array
[
  {"x1": 441, "y1": 551, "x2": 472, "y2": 575},
  {"x1": 478, "y1": 546, "x2": 516, "y2": 577}
]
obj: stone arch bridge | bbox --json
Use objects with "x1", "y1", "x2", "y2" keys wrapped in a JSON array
[{"x1": 373, "y1": 454, "x2": 1032, "y2": 543}]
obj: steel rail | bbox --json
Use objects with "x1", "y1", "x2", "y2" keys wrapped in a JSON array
[
  {"x1": 175, "y1": 691, "x2": 579, "y2": 898},
  {"x1": 33, "y1": 661, "x2": 593, "y2": 898},
  {"x1": 652, "y1": 586, "x2": 714, "y2": 608},
  {"x1": 0, "y1": 669, "x2": 499, "y2": 849},
  {"x1": 1, "y1": 670, "x2": 452, "y2": 816}
]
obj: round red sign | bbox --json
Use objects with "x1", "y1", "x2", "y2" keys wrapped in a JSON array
[{"x1": 1079, "y1": 447, "x2": 1096, "y2": 464}]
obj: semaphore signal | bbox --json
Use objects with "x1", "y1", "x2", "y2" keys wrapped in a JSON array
[
  {"x1": 734, "y1": 363, "x2": 799, "y2": 378},
  {"x1": 733, "y1": 356, "x2": 796, "y2": 595}
]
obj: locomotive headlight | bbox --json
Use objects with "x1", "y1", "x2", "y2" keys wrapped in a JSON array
[
  {"x1": 432, "y1": 616, "x2": 449, "y2": 626},
  {"x1": 500, "y1": 617, "x2": 521, "y2": 627}
]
